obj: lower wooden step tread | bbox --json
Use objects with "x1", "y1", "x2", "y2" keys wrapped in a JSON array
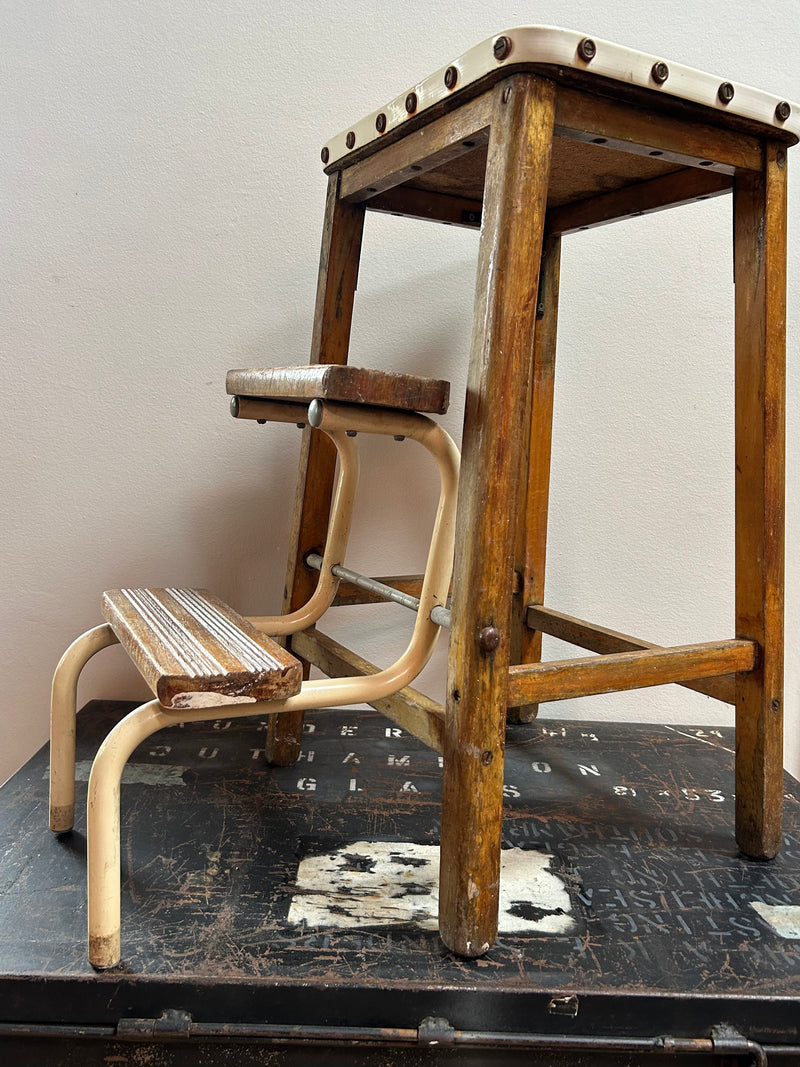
[
  {"x1": 101, "y1": 588, "x2": 303, "y2": 710},
  {"x1": 226, "y1": 365, "x2": 450, "y2": 414}
]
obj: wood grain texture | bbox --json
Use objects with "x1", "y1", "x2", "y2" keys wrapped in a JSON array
[
  {"x1": 340, "y1": 90, "x2": 494, "y2": 202},
  {"x1": 555, "y1": 87, "x2": 763, "y2": 173},
  {"x1": 547, "y1": 166, "x2": 732, "y2": 236},
  {"x1": 353, "y1": 134, "x2": 687, "y2": 223},
  {"x1": 527, "y1": 605, "x2": 735, "y2": 704},
  {"x1": 292, "y1": 628, "x2": 445, "y2": 752},
  {"x1": 101, "y1": 589, "x2": 302, "y2": 710},
  {"x1": 226, "y1": 365, "x2": 449, "y2": 414},
  {"x1": 734, "y1": 142, "x2": 788, "y2": 859},
  {"x1": 508, "y1": 234, "x2": 561, "y2": 725},
  {"x1": 269, "y1": 173, "x2": 365, "y2": 766},
  {"x1": 439, "y1": 75, "x2": 556, "y2": 958},
  {"x1": 406, "y1": 136, "x2": 681, "y2": 208},
  {"x1": 367, "y1": 186, "x2": 483, "y2": 229},
  {"x1": 507, "y1": 639, "x2": 756, "y2": 707}
]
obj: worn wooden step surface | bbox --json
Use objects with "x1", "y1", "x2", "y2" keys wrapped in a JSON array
[
  {"x1": 101, "y1": 588, "x2": 302, "y2": 710},
  {"x1": 226, "y1": 365, "x2": 450, "y2": 414}
]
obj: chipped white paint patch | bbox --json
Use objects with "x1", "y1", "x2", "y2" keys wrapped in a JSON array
[
  {"x1": 499, "y1": 847, "x2": 575, "y2": 934},
  {"x1": 171, "y1": 691, "x2": 256, "y2": 708},
  {"x1": 46, "y1": 761, "x2": 187, "y2": 786},
  {"x1": 288, "y1": 842, "x2": 575, "y2": 935},
  {"x1": 751, "y1": 902, "x2": 800, "y2": 939}
]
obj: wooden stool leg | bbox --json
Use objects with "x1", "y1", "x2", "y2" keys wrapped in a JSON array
[
  {"x1": 439, "y1": 74, "x2": 555, "y2": 956},
  {"x1": 508, "y1": 233, "x2": 562, "y2": 725},
  {"x1": 733, "y1": 143, "x2": 787, "y2": 859},
  {"x1": 266, "y1": 174, "x2": 365, "y2": 765}
]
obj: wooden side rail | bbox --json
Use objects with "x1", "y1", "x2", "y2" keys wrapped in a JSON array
[
  {"x1": 527, "y1": 605, "x2": 736, "y2": 704},
  {"x1": 101, "y1": 588, "x2": 303, "y2": 709},
  {"x1": 507, "y1": 639, "x2": 757, "y2": 707}
]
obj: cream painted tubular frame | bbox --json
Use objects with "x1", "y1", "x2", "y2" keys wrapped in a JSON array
[
  {"x1": 250, "y1": 423, "x2": 359, "y2": 636},
  {"x1": 49, "y1": 402, "x2": 459, "y2": 864},
  {"x1": 84, "y1": 401, "x2": 459, "y2": 968},
  {"x1": 48, "y1": 419, "x2": 358, "y2": 830},
  {"x1": 49, "y1": 624, "x2": 120, "y2": 832}
]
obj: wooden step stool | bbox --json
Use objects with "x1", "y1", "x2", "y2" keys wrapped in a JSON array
[
  {"x1": 49, "y1": 27, "x2": 797, "y2": 968},
  {"x1": 259, "y1": 28, "x2": 796, "y2": 958}
]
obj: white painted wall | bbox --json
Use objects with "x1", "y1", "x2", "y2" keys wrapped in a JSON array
[{"x1": 2, "y1": 0, "x2": 798, "y2": 785}]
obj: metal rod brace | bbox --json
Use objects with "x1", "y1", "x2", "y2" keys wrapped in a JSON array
[{"x1": 305, "y1": 551, "x2": 451, "y2": 628}]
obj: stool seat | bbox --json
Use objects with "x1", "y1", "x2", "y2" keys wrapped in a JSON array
[
  {"x1": 227, "y1": 365, "x2": 450, "y2": 414},
  {"x1": 323, "y1": 25, "x2": 798, "y2": 169},
  {"x1": 320, "y1": 28, "x2": 797, "y2": 239},
  {"x1": 101, "y1": 588, "x2": 303, "y2": 709}
]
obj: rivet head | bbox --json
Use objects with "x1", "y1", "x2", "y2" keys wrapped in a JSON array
[
  {"x1": 577, "y1": 37, "x2": 596, "y2": 62},
  {"x1": 777, "y1": 148, "x2": 787, "y2": 169},
  {"x1": 480, "y1": 749, "x2": 494, "y2": 766},
  {"x1": 493, "y1": 35, "x2": 511, "y2": 61},
  {"x1": 775, "y1": 100, "x2": 792, "y2": 123},
  {"x1": 718, "y1": 81, "x2": 735, "y2": 105},
  {"x1": 320, "y1": 147, "x2": 330, "y2": 164},
  {"x1": 478, "y1": 626, "x2": 501, "y2": 654},
  {"x1": 444, "y1": 65, "x2": 458, "y2": 90},
  {"x1": 375, "y1": 112, "x2": 387, "y2": 133},
  {"x1": 345, "y1": 131, "x2": 356, "y2": 149},
  {"x1": 651, "y1": 61, "x2": 669, "y2": 85},
  {"x1": 405, "y1": 91, "x2": 418, "y2": 114},
  {"x1": 771, "y1": 697, "x2": 782, "y2": 714},
  {"x1": 229, "y1": 396, "x2": 240, "y2": 417}
]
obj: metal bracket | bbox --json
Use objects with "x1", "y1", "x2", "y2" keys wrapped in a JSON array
[
  {"x1": 418, "y1": 1016, "x2": 456, "y2": 1046},
  {"x1": 711, "y1": 1024, "x2": 767, "y2": 1067}
]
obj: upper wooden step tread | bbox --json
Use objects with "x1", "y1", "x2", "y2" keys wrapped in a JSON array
[
  {"x1": 226, "y1": 365, "x2": 450, "y2": 415},
  {"x1": 102, "y1": 588, "x2": 303, "y2": 710}
]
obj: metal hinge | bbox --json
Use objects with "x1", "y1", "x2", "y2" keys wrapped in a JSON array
[
  {"x1": 116, "y1": 1008, "x2": 192, "y2": 1040},
  {"x1": 108, "y1": 1011, "x2": 769, "y2": 1064}
]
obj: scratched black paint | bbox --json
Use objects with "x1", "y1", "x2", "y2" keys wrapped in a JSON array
[{"x1": 1, "y1": 701, "x2": 800, "y2": 1052}]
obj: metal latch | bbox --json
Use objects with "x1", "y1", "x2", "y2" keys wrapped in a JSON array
[{"x1": 548, "y1": 994, "x2": 579, "y2": 1018}]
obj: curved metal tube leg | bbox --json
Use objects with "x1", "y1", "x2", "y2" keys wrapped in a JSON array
[
  {"x1": 250, "y1": 427, "x2": 359, "y2": 635},
  {"x1": 87, "y1": 698, "x2": 175, "y2": 969},
  {"x1": 251, "y1": 402, "x2": 460, "y2": 703},
  {"x1": 50, "y1": 624, "x2": 119, "y2": 832}
]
